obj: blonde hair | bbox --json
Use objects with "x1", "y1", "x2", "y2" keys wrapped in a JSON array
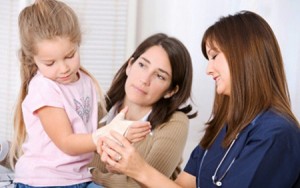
[{"x1": 9, "y1": 0, "x2": 106, "y2": 168}]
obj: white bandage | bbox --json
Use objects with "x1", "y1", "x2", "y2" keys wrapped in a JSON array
[{"x1": 92, "y1": 111, "x2": 133, "y2": 145}]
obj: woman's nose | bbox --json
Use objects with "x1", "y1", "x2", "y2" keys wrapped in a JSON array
[
  {"x1": 206, "y1": 61, "x2": 214, "y2": 75},
  {"x1": 140, "y1": 73, "x2": 151, "y2": 86}
]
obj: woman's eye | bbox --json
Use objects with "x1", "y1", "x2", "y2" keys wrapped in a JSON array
[
  {"x1": 157, "y1": 73, "x2": 166, "y2": 80},
  {"x1": 212, "y1": 54, "x2": 218, "y2": 60},
  {"x1": 138, "y1": 62, "x2": 145, "y2": 68}
]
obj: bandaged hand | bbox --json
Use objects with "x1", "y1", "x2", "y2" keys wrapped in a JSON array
[{"x1": 92, "y1": 110, "x2": 133, "y2": 145}]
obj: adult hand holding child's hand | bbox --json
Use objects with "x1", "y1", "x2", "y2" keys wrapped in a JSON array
[{"x1": 92, "y1": 107, "x2": 151, "y2": 145}]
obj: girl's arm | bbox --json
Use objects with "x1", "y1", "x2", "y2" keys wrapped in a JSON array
[
  {"x1": 36, "y1": 106, "x2": 95, "y2": 155},
  {"x1": 37, "y1": 106, "x2": 151, "y2": 156}
]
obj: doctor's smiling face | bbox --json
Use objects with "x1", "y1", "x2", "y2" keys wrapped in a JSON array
[{"x1": 206, "y1": 43, "x2": 231, "y2": 96}]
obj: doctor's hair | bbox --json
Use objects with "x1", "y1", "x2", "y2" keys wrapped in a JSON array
[{"x1": 200, "y1": 10, "x2": 299, "y2": 149}]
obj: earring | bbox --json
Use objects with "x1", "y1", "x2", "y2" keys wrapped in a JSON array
[{"x1": 164, "y1": 94, "x2": 171, "y2": 99}]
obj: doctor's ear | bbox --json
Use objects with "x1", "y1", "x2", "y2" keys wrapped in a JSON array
[{"x1": 164, "y1": 85, "x2": 179, "y2": 99}]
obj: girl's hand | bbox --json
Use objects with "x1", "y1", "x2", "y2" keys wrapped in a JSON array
[
  {"x1": 92, "y1": 107, "x2": 130, "y2": 145},
  {"x1": 93, "y1": 107, "x2": 151, "y2": 145}
]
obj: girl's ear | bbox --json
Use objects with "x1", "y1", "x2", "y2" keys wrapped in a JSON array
[
  {"x1": 126, "y1": 58, "x2": 134, "y2": 76},
  {"x1": 164, "y1": 85, "x2": 179, "y2": 99}
]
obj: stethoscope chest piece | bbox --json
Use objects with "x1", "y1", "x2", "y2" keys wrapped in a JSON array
[{"x1": 212, "y1": 175, "x2": 222, "y2": 186}]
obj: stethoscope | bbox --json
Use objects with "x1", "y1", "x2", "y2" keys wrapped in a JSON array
[
  {"x1": 197, "y1": 113, "x2": 262, "y2": 187},
  {"x1": 197, "y1": 134, "x2": 239, "y2": 187},
  {"x1": 211, "y1": 133, "x2": 239, "y2": 186}
]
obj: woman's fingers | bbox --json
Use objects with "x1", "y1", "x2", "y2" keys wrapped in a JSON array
[
  {"x1": 100, "y1": 134, "x2": 126, "y2": 164},
  {"x1": 96, "y1": 137, "x2": 105, "y2": 155},
  {"x1": 110, "y1": 130, "x2": 131, "y2": 147},
  {"x1": 100, "y1": 131, "x2": 148, "y2": 179},
  {"x1": 101, "y1": 145, "x2": 120, "y2": 170},
  {"x1": 124, "y1": 122, "x2": 151, "y2": 142},
  {"x1": 128, "y1": 122, "x2": 151, "y2": 133},
  {"x1": 130, "y1": 121, "x2": 151, "y2": 129}
]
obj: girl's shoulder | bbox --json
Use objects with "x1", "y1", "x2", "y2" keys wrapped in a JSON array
[{"x1": 28, "y1": 72, "x2": 58, "y2": 91}]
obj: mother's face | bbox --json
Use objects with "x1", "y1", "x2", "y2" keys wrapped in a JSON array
[{"x1": 124, "y1": 45, "x2": 177, "y2": 107}]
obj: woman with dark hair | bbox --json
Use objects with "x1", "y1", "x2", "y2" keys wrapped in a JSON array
[
  {"x1": 98, "y1": 11, "x2": 300, "y2": 188},
  {"x1": 88, "y1": 33, "x2": 197, "y2": 187}
]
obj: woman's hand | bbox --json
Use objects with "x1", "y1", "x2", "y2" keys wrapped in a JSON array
[
  {"x1": 90, "y1": 168, "x2": 104, "y2": 185},
  {"x1": 125, "y1": 122, "x2": 151, "y2": 143},
  {"x1": 98, "y1": 131, "x2": 147, "y2": 179},
  {"x1": 105, "y1": 164, "x2": 120, "y2": 174},
  {"x1": 97, "y1": 131, "x2": 183, "y2": 188},
  {"x1": 93, "y1": 107, "x2": 151, "y2": 145}
]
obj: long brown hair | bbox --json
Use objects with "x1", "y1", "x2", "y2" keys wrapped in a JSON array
[
  {"x1": 200, "y1": 11, "x2": 299, "y2": 149},
  {"x1": 106, "y1": 33, "x2": 197, "y2": 129},
  {"x1": 9, "y1": 0, "x2": 106, "y2": 168}
]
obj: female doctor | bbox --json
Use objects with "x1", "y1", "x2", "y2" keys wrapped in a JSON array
[{"x1": 98, "y1": 10, "x2": 300, "y2": 188}]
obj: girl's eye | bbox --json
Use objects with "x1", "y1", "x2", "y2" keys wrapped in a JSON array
[
  {"x1": 45, "y1": 62, "x2": 55, "y2": 66},
  {"x1": 66, "y1": 53, "x2": 75, "y2": 59}
]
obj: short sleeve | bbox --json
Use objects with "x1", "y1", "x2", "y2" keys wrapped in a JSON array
[
  {"x1": 23, "y1": 75, "x2": 64, "y2": 113},
  {"x1": 184, "y1": 145, "x2": 205, "y2": 177}
]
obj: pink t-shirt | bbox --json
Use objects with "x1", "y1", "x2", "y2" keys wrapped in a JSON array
[{"x1": 14, "y1": 71, "x2": 98, "y2": 186}]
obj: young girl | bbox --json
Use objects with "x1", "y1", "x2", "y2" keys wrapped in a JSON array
[{"x1": 10, "y1": 0, "x2": 150, "y2": 187}]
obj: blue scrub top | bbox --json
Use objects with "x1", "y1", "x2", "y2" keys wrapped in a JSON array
[{"x1": 184, "y1": 109, "x2": 300, "y2": 188}]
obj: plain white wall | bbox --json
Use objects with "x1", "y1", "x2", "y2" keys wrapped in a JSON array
[{"x1": 135, "y1": 0, "x2": 300, "y2": 167}]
